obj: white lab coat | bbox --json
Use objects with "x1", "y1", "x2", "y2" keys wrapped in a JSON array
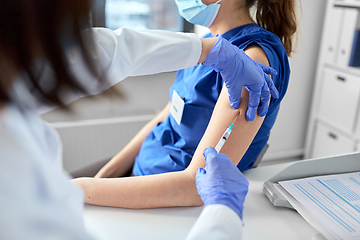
[
  {"x1": 186, "y1": 204, "x2": 243, "y2": 240},
  {"x1": 0, "y1": 27, "x2": 243, "y2": 240}
]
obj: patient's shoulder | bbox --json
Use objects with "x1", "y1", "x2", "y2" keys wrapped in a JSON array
[{"x1": 244, "y1": 45, "x2": 270, "y2": 67}]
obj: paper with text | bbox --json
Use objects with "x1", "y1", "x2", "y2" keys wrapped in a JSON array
[{"x1": 279, "y1": 172, "x2": 360, "y2": 240}]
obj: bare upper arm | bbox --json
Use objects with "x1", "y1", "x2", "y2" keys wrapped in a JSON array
[
  {"x1": 186, "y1": 45, "x2": 270, "y2": 173},
  {"x1": 245, "y1": 44, "x2": 270, "y2": 66}
]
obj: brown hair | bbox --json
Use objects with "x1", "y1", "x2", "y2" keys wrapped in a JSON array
[
  {"x1": 246, "y1": 0, "x2": 297, "y2": 56},
  {"x1": 0, "y1": 0, "x2": 109, "y2": 107}
]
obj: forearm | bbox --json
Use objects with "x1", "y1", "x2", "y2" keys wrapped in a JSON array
[
  {"x1": 96, "y1": 103, "x2": 171, "y2": 178},
  {"x1": 76, "y1": 170, "x2": 202, "y2": 208}
]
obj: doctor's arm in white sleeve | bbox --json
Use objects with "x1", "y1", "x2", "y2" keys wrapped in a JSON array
[
  {"x1": 37, "y1": 28, "x2": 205, "y2": 114},
  {"x1": 185, "y1": 147, "x2": 249, "y2": 240},
  {"x1": 92, "y1": 29, "x2": 278, "y2": 120},
  {"x1": 91, "y1": 28, "x2": 203, "y2": 82},
  {"x1": 48, "y1": 28, "x2": 277, "y2": 119}
]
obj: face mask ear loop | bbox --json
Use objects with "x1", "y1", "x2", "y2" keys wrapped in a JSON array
[{"x1": 214, "y1": 0, "x2": 221, "y2": 5}]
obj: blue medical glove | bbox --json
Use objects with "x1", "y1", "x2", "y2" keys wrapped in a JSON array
[
  {"x1": 203, "y1": 34, "x2": 279, "y2": 121},
  {"x1": 196, "y1": 147, "x2": 249, "y2": 220}
]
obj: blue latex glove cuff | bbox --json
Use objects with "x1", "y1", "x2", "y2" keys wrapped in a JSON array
[{"x1": 204, "y1": 34, "x2": 239, "y2": 73}]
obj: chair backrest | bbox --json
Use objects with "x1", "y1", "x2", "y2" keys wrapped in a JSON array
[{"x1": 252, "y1": 143, "x2": 269, "y2": 168}]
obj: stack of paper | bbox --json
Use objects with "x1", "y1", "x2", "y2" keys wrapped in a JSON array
[{"x1": 275, "y1": 172, "x2": 360, "y2": 240}]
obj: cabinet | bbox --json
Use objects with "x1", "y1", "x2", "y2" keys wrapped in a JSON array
[
  {"x1": 311, "y1": 122, "x2": 354, "y2": 158},
  {"x1": 318, "y1": 68, "x2": 360, "y2": 133},
  {"x1": 304, "y1": 0, "x2": 360, "y2": 158}
]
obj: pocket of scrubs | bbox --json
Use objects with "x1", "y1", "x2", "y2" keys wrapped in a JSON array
[{"x1": 170, "y1": 90, "x2": 185, "y2": 125}]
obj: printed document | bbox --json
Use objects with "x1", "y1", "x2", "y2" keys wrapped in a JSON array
[{"x1": 278, "y1": 172, "x2": 360, "y2": 240}]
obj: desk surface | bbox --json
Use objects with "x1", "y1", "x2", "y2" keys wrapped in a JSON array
[{"x1": 84, "y1": 162, "x2": 319, "y2": 240}]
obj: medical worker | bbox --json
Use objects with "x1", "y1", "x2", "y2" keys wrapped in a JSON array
[{"x1": 1, "y1": 0, "x2": 272, "y2": 239}]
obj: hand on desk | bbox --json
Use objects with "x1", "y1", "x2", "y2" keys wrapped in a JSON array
[{"x1": 195, "y1": 147, "x2": 249, "y2": 220}]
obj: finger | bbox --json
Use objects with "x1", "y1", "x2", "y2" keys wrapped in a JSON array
[
  {"x1": 258, "y1": 83, "x2": 270, "y2": 117},
  {"x1": 246, "y1": 107, "x2": 257, "y2": 121},
  {"x1": 196, "y1": 167, "x2": 207, "y2": 177},
  {"x1": 203, "y1": 147, "x2": 217, "y2": 158},
  {"x1": 246, "y1": 90, "x2": 261, "y2": 121},
  {"x1": 195, "y1": 167, "x2": 206, "y2": 190},
  {"x1": 258, "y1": 62, "x2": 277, "y2": 76},
  {"x1": 229, "y1": 94, "x2": 241, "y2": 110},
  {"x1": 203, "y1": 147, "x2": 218, "y2": 169},
  {"x1": 203, "y1": 147, "x2": 222, "y2": 171},
  {"x1": 264, "y1": 74, "x2": 279, "y2": 99},
  {"x1": 224, "y1": 80, "x2": 243, "y2": 110},
  {"x1": 258, "y1": 100, "x2": 269, "y2": 117}
]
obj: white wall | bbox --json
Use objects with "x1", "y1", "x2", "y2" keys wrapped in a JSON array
[
  {"x1": 42, "y1": 72, "x2": 175, "y2": 122},
  {"x1": 264, "y1": 0, "x2": 327, "y2": 161}
]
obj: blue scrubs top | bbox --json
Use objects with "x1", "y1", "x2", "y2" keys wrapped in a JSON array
[{"x1": 133, "y1": 23, "x2": 290, "y2": 176}]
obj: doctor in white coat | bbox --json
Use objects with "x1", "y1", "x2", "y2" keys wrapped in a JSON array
[{"x1": 0, "y1": 1, "x2": 272, "y2": 239}]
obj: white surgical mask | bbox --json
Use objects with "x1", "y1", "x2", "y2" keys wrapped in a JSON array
[{"x1": 175, "y1": 0, "x2": 221, "y2": 27}]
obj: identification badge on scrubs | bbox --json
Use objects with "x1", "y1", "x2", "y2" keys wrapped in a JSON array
[{"x1": 170, "y1": 90, "x2": 185, "y2": 125}]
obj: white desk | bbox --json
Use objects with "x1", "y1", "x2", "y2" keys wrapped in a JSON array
[{"x1": 84, "y1": 162, "x2": 320, "y2": 240}]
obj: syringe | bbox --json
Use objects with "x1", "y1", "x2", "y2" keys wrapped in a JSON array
[
  {"x1": 214, "y1": 115, "x2": 239, "y2": 153},
  {"x1": 215, "y1": 124, "x2": 233, "y2": 153}
]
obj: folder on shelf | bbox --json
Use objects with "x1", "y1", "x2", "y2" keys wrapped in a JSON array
[
  {"x1": 263, "y1": 153, "x2": 360, "y2": 240},
  {"x1": 337, "y1": 8, "x2": 359, "y2": 66},
  {"x1": 324, "y1": 7, "x2": 343, "y2": 64},
  {"x1": 349, "y1": 29, "x2": 360, "y2": 67}
]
